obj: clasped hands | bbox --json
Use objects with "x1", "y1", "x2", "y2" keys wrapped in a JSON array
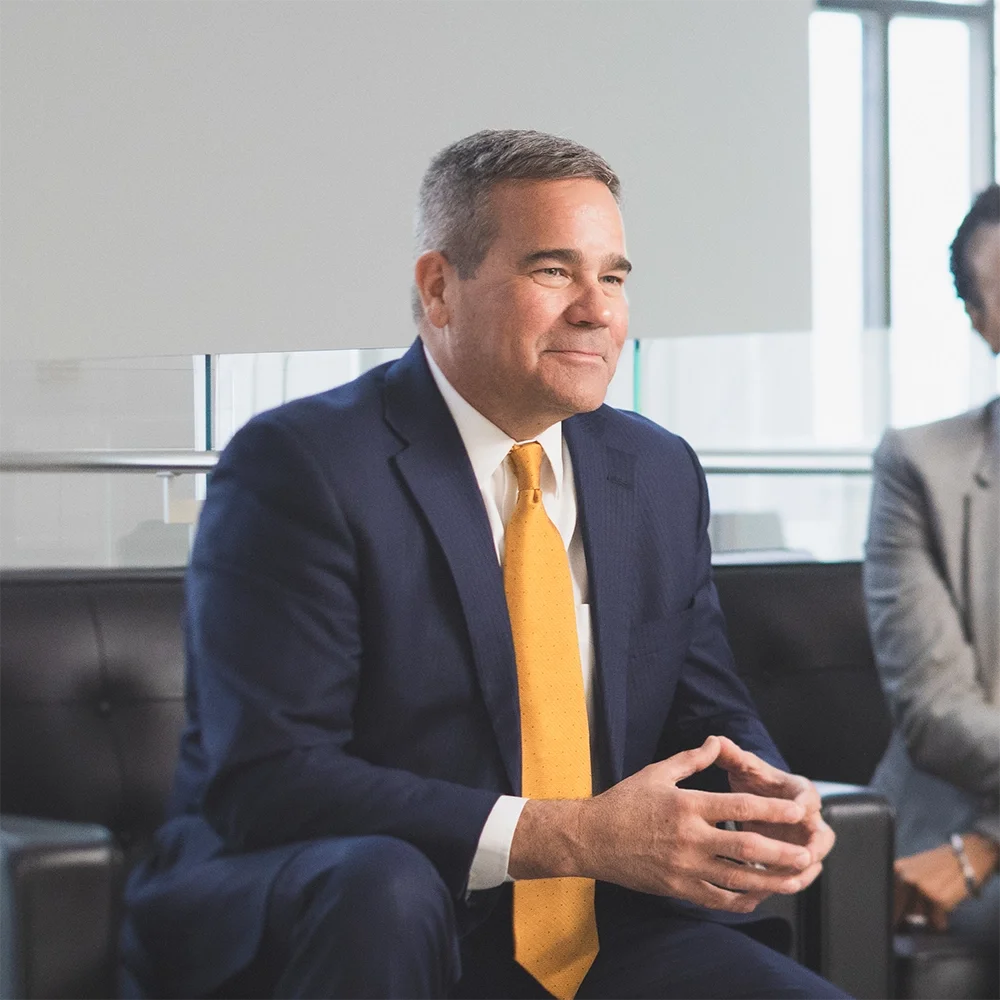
[{"x1": 511, "y1": 734, "x2": 834, "y2": 913}]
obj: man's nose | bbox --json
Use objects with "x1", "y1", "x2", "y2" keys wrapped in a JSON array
[{"x1": 566, "y1": 279, "x2": 613, "y2": 327}]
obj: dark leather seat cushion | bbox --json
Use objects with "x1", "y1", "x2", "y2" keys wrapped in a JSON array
[{"x1": 0, "y1": 569, "x2": 187, "y2": 865}]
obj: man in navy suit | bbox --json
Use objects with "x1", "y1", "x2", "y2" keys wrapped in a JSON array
[{"x1": 123, "y1": 130, "x2": 845, "y2": 999}]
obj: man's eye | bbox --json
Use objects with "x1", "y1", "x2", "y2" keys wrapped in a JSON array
[
  {"x1": 602, "y1": 275, "x2": 625, "y2": 286},
  {"x1": 533, "y1": 267, "x2": 569, "y2": 284}
]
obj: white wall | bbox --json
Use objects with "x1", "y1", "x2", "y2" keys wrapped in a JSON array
[{"x1": 1, "y1": 0, "x2": 812, "y2": 361}]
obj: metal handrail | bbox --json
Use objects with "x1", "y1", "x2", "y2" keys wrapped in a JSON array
[
  {"x1": 0, "y1": 450, "x2": 219, "y2": 473},
  {"x1": 697, "y1": 450, "x2": 872, "y2": 475},
  {"x1": 0, "y1": 448, "x2": 873, "y2": 476}
]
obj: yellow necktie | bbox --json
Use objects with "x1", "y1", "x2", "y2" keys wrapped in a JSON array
[{"x1": 504, "y1": 442, "x2": 598, "y2": 1000}]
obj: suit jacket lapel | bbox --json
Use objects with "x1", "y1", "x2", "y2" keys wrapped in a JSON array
[
  {"x1": 969, "y1": 398, "x2": 1000, "y2": 700},
  {"x1": 565, "y1": 412, "x2": 637, "y2": 787},
  {"x1": 383, "y1": 343, "x2": 522, "y2": 791}
]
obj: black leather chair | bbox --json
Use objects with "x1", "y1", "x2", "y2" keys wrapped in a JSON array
[
  {"x1": 0, "y1": 564, "x2": 979, "y2": 999},
  {"x1": 714, "y1": 562, "x2": 894, "y2": 999},
  {"x1": 714, "y1": 561, "x2": 999, "y2": 1000},
  {"x1": 1, "y1": 569, "x2": 186, "y2": 999}
]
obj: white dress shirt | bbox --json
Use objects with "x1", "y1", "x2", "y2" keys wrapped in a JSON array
[{"x1": 423, "y1": 345, "x2": 597, "y2": 891}]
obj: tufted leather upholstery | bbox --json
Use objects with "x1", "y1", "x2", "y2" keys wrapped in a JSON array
[
  {"x1": 0, "y1": 564, "x2": 988, "y2": 999},
  {"x1": 1, "y1": 569, "x2": 188, "y2": 998},
  {"x1": 0, "y1": 569, "x2": 187, "y2": 873},
  {"x1": 714, "y1": 561, "x2": 892, "y2": 784}
]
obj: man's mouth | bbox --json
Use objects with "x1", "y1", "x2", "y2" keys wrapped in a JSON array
[{"x1": 545, "y1": 348, "x2": 604, "y2": 361}]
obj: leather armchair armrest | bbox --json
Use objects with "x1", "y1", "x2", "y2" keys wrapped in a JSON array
[
  {"x1": 754, "y1": 782, "x2": 894, "y2": 999},
  {"x1": 1, "y1": 814, "x2": 123, "y2": 1000},
  {"x1": 805, "y1": 782, "x2": 895, "y2": 1000}
]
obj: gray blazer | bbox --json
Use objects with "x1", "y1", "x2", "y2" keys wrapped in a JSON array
[{"x1": 865, "y1": 397, "x2": 1000, "y2": 854}]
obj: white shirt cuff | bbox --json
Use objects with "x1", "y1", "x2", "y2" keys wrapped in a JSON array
[{"x1": 467, "y1": 795, "x2": 528, "y2": 891}]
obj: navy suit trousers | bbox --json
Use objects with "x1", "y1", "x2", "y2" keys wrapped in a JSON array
[{"x1": 185, "y1": 835, "x2": 850, "y2": 1000}]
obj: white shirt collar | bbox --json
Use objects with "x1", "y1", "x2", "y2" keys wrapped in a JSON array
[{"x1": 422, "y1": 341, "x2": 564, "y2": 494}]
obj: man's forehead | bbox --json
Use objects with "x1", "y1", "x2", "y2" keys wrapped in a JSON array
[{"x1": 487, "y1": 178, "x2": 626, "y2": 245}]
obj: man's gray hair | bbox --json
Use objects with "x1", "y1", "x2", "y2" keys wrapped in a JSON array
[{"x1": 412, "y1": 129, "x2": 621, "y2": 320}]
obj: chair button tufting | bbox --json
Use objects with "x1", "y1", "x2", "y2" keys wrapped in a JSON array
[{"x1": 96, "y1": 698, "x2": 112, "y2": 716}]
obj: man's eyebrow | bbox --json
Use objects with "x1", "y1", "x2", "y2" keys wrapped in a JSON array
[
  {"x1": 519, "y1": 248, "x2": 583, "y2": 269},
  {"x1": 518, "y1": 248, "x2": 633, "y2": 273},
  {"x1": 602, "y1": 253, "x2": 633, "y2": 274}
]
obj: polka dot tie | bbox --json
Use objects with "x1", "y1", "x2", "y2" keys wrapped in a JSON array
[{"x1": 504, "y1": 442, "x2": 598, "y2": 1000}]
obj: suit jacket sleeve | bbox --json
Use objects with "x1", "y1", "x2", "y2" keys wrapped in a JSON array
[
  {"x1": 863, "y1": 429, "x2": 999, "y2": 802},
  {"x1": 188, "y1": 413, "x2": 499, "y2": 897},
  {"x1": 657, "y1": 440, "x2": 787, "y2": 776}
]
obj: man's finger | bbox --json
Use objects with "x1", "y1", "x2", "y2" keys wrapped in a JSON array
[
  {"x1": 801, "y1": 817, "x2": 836, "y2": 863},
  {"x1": 716, "y1": 738, "x2": 817, "y2": 805},
  {"x1": 714, "y1": 736, "x2": 785, "y2": 782},
  {"x1": 795, "y1": 860, "x2": 824, "y2": 891},
  {"x1": 656, "y1": 736, "x2": 722, "y2": 784},
  {"x1": 702, "y1": 855, "x2": 809, "y2": 896},
  {"x1": 688, "y1": 879, "x2": 763, "y2": 915},
  {"x1": 709, "y1": 828, "x2": 813, "y2": 872},
  {"x1": 792, "y1": 782, "x2": 822, "y2": 814},
  {"x1": 697, "y1": 789, "x2": 805, "y2": 826}
]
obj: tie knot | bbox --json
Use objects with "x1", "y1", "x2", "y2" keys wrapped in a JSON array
[{"x1": 509, "y1": 442, "x2": 544, "y2": 494}]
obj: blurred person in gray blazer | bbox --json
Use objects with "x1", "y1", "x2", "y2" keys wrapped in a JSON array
[{"x1": 864, "y1": 182, "x2": 999, "y2": 948}]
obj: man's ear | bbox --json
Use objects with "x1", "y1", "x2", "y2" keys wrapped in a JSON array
[{"x1": 414, "y1": 251, "x2": 452, "y2": 329}]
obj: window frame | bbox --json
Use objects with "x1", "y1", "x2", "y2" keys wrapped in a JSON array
[{"x1": 814, "y1": 0, "x2": 996, "y2": 426}]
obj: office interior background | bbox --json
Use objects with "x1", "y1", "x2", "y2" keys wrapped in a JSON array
[{"x1": 1, "y1": 0, "x2": 998, "y2": 570}]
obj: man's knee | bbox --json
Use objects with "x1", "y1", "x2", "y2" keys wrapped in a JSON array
[
  {"x1": 267, "y1": 836, "x2": 458, "y2": 997},
  {"x1": 273, "y1": 835, "x2": 454, "y2": 939},
  {"x1": 332, "y1": 836, "x2": 452, "y2": 930}
]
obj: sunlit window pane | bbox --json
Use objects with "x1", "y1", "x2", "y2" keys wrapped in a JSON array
[
  {"x1": 809, "y1": 11, "x2": 865, "y2": 444},
  {"x1": 889, "y1": 17, "x2": 974, "y2": 427}
]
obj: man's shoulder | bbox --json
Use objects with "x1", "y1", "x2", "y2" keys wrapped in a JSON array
[
  {"x1": 571, "y1": 404, "x2": 697, "y2": 463},
  {"x1": 213, "y1": 360, "x2": 402, "y2": 488},
  {"x1": 265, "y1": 362, "x2": 392, "y2": 430},
  {"x1": 233, "y1": 359, "x2": 396, "y2": 443}
]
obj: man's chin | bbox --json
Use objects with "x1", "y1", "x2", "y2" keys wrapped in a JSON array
[
  {"x1": 551, "y1": 385, "x2": 611, "y2": 418},
  {"x1": 534, "y1": 364, "x2": 615, "y2": 419}
]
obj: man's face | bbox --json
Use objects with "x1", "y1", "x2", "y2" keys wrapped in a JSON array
[
  {"x1": 419, "y1": 178, "x2": 630, "y2": 439},
  {"x1": 966, "y1": 222, "x2": 1000, "y2": 355}
]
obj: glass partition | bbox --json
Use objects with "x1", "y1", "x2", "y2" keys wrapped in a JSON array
[
  {"x1": 707, "y1": 473, "x2": 872, "y2": 564},
  {"x1": 0, "y1": 470, "x2": 202, "y2": 569},
  {"x1": 0, "y1": 356, "x2": 201, "y2": 568},
  {"x1": 1, "y1": 337, "x2": 883, "y2": 568}
]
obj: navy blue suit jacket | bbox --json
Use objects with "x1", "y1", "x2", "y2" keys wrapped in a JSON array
[{"x1": 124, "y1": 342, "x2": 782, "y2": 997}]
